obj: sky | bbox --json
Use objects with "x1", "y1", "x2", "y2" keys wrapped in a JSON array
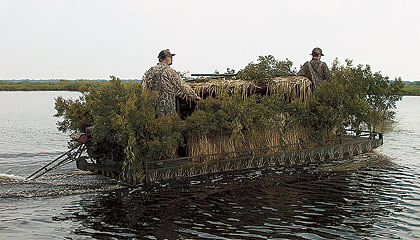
[{"x1": 0, "y1": 0, "x2": 419, "y2": 80}]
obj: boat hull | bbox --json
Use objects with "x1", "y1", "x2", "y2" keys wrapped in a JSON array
[{"x1": 76, "y1": 135, "x2": 383, "y2": 186}]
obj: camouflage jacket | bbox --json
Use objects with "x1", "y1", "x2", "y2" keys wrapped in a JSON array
[
  {"x1": 297, "y1": 59, "x2": 331, "y2": 88},
  {"x1": 142, "y1": 63, "x2": 198, "y2": 116}
]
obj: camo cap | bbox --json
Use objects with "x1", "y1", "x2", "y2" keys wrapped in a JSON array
[
  {"x1": 311, "y1": 47, "x2": 324, "y2": 56},
  {"x1": 158, "y1": 49, "x2": 176, "y2": 60}
]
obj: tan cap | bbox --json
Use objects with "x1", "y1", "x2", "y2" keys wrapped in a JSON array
[{"x1": 158, "y1": 49, "x2": 176, "y2": 60}]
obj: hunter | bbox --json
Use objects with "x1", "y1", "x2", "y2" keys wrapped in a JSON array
[
  {"x1": 142, "y1": 49, "x2": 200, "y2": 116},
  {"x1": 298, "y1": 47, "x2": 331, "y2": 89}
]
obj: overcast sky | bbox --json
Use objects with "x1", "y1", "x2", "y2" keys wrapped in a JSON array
[{"x1": 0, "y1": 0, "x2": 419, "y2": 80}]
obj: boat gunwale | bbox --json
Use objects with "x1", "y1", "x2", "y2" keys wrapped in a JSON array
[
  {"x1": 76, "y1": 130, "x2": 383, "y2": 185},
  {"x1": 145, "y1": 130, "x2": 380, "y2": 166},
  {"x1": 144, "y1": 134, "x2": 383, "y2": 183}
]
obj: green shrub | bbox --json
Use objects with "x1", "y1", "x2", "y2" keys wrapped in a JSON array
[
  {"x1": 236, "y1": 55, "x2": 296, "y2": 83},
  {"x1": 55, "y1": 76, "x2": 185, "y2": 181},
  {"x1": 54, "y1": 94, "x2": 93, "y2": 133},
  {"x1": 185, "y1": 93, "x2": 286, "y2": 146},
  {"x1": 329, "y1": 59, "x2": 403, "y2": 133}
]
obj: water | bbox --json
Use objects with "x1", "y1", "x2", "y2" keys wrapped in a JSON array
[{"x1": 0, "y1": 92, "x2": 419, "y2": 239}]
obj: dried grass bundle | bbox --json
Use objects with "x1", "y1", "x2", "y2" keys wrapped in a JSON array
[
  {"x1": 183, "y1": 76, "x2": 312, "y2": 102},
  {"x1": 187, "y1": 125, "x2": 310, "y2": 161},
  {"x1": 187, "y1": 79, "x2": 260, "y2": 99},
  {"x1": 267, "y1": 76, "x2": 312, "y2": 102}
]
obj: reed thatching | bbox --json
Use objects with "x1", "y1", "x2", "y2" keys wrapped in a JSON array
[
  {"x1": 282, "y1": 124, "x2": 311, "y2": 151},
  {"x1": 188, "y1": 134, "x2": 238, "y2": 162},
  {"x1": 187, "y1": 79, "x2": 260, "y2": 99},
  {"x1": 187, "y1": 124, "x2": 311, "y2": 161},
  {"x1": 267, "y1": 76, "x2": 312, "y2": 102},
  {"x1": 183, "y1": 76, "x2": 312, "y2": 102}
]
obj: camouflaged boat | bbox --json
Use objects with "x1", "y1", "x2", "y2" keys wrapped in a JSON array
[{"x1": 70, "y1": 76, "x2": 383, "y2": 185}]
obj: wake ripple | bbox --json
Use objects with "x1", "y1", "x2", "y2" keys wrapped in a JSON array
[
  {"x1": 0, "y1": 151, "x2": 66, "y2": 159},
  {"x1": 55, "y1": 154, "x2": 420, "y2": 239},
  {"x1": 0, "y1": 171, "x2": 125, "y2": 198},
  {"x1": 0, "y1": 173, "x2": 26, "y2": 182}
]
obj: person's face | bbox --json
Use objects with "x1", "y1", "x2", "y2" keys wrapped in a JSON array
[{"x1": 167, "y1": 55, "x2": 173, "y2": 65}]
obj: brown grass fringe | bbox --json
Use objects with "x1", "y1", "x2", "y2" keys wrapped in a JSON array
[
  {"x1": 183, "y1": 76, "x2": 312, "y2": 102},
  {"x1": 187, "y1": 124, "x2": 311, "y2": 162},
  {"x1": 268, "y1": 76, "x2": 312, "y2": 103}
]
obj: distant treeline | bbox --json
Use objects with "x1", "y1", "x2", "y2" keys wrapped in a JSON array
[
  {"x1": 0, "y1": 79, "x2": 419, "y2": 96},
  {"x1": 401, "y1": 81, "x2": 420, "y2": 96},
  {"x1": 0, "y1": 80, "x2": 139, "y2": 91}
]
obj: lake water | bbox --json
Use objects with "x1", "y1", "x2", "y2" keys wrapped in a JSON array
[{"x1": 0, "y1": 92, "x2": 419, "y2": 239}]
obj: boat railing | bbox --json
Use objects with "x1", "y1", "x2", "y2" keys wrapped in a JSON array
[{"x1": 143, "y1": 130, "x2": 383, "y2": 184}]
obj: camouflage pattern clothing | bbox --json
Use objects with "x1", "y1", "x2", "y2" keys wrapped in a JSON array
[
  {"x1": 143, "y1": 63, "x2": 198, "y2": 116},
  {"x1": 297, "y1": 59, "x2": 331, "y2": 89}
]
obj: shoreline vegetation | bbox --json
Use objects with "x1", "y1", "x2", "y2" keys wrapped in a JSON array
[
  {"x1": 401, "y1": 83, "x2": 420, "y2": 96},
  {"x1": 0, "y1": 80, "x2": 120, "y2": 91},
  {"x1": 0, "y1": 79, "x2": 418, "y2": 95}
]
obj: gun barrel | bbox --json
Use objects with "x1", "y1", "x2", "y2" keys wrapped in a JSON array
[{"x1": 191, "y1": 73, "x2": 237, "y2": 77}]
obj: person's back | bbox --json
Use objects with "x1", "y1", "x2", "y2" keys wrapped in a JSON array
[
  {"x1": 143, "y1": 63, "x2": 169, "y2": 92},
  {"x1": 298, "y1": 47, "x2": 330, "y2": 89}
]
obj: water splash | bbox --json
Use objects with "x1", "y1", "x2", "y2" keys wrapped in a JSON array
[
  {"x1": 0, "y1": 173, "x2": 26, "y2": 182},
  {"x1": 0, "y1": 171, "x2": 126, "y2": 199}
]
